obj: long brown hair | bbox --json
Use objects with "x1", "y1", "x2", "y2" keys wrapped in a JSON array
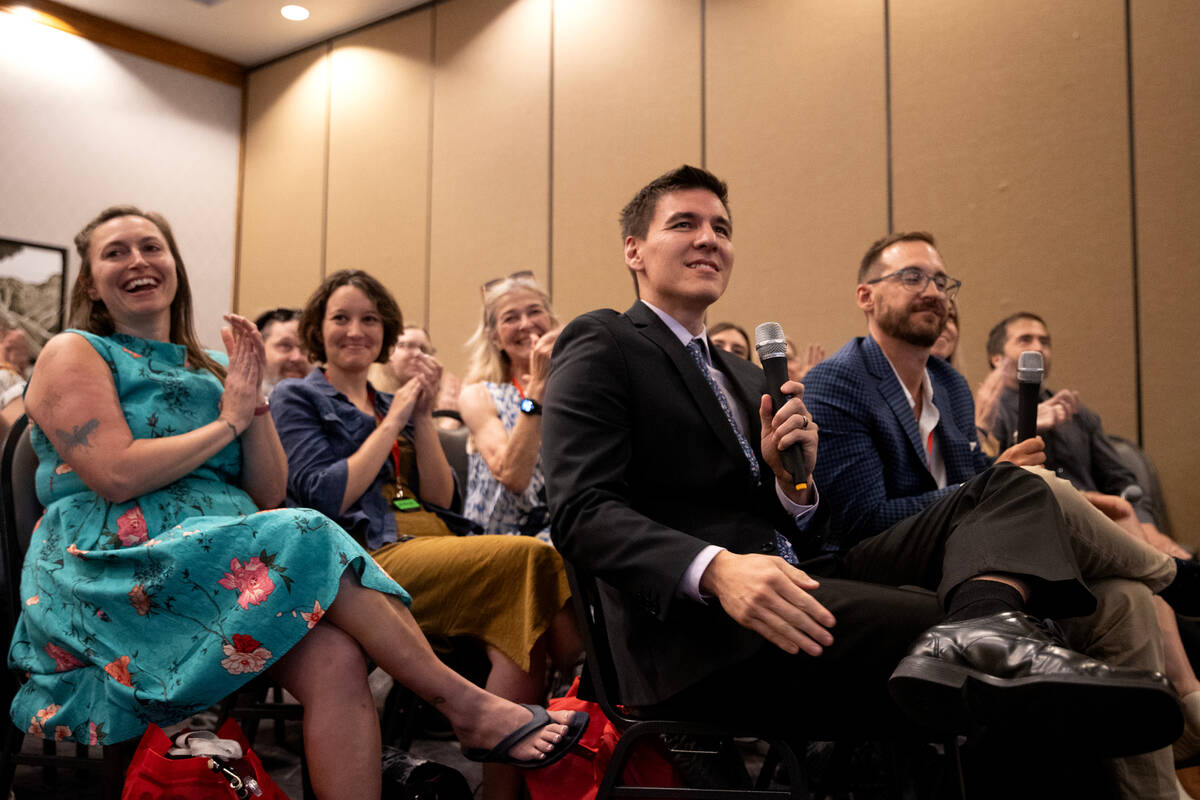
[{"x1": 70, "y1": 205, "x2": 226, "y2": 381}]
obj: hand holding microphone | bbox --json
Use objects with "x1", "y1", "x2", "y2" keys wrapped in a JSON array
[{"x1": 755, "y1": 322, "x2": 815, "y2": 493}]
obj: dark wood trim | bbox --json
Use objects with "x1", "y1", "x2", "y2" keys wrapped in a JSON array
[{"x1": 0, "y1": 0, "x2": 244, "y2": 86}]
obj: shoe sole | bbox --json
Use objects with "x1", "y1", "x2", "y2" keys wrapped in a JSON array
[{"x1": 889, "y1": 654, "x2": 1183, "y2": 757}]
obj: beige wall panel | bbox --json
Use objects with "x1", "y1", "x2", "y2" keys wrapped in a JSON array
[
  {"x1": 1132, "y1": 1, "x2": 1200, "y2": 543},
  {"x1": 552, "y1": 0, "x2": 702, "y2": 324},
  {"x1": 891, "y1": 1, "x2": 1135, "y2": 434},
  {"x1": 327, "y1": 10, "x2": 433, "y2": 325},
  {"x1": 429, "y1": 0, "x2": 550, "y2": 377},
  {"x1": 239, "y1": 47, "x2": 329, "y2": 317},
  {"x1": 705, "y1": 0, "x2": 887, "y2": 355}
]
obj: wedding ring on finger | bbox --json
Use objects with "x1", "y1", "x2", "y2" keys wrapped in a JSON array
[{"x1": 799, "y1": 415, "x2": 809, "y2": 430}]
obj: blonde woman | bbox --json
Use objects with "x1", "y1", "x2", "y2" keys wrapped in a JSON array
[{"x1": 459, "y1": 272, "x2": 559, "y2": 541}]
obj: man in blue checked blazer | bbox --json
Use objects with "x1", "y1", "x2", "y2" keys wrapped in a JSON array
[
  {"x1": 803, "y1": 231, "x2": 1193, "y2": 797},
  {"x1": 543, "y1": 169, "x2": 1185, "y2": 796}
]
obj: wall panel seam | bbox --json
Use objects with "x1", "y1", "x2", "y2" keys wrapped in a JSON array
[
  {"x1": 547, "y1": 0, "x2": 555, "y2": 299},
  {"x1": 425, "y1": 2, "x2": 437, "y2": 329},
  {"x1": 883, "y1": 0, "x2": 893, "y2": 233},
  {"x1": 320, "y1": 42, "x2": 332, "y2": 280},
  {"x1": 700, "y1": 0, "x2": 706, "y2": 168},
  {"x1": 1124, "y1": 0, "x2": 1143, "y2": 445}
]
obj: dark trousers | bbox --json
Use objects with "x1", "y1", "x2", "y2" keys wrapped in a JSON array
[{"x1": 662, "y1": 463, "x2": 1095, "y2": 736}]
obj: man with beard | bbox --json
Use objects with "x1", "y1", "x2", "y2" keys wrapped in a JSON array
[{"x1": 802, "y1": 232, "x2": 1048, "y2": 551}]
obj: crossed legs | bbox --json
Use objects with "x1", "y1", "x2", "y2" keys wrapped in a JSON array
[{"x1": 269, "y1": 571, "x2": 575, "y2": 799}]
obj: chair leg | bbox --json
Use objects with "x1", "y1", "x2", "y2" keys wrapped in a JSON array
[
  {"x1": 103, "y1": 739, "x2": 136, "y2": 800},
  {"x1": 0, "y1": 724, "x2": 21, "y2": 797}
]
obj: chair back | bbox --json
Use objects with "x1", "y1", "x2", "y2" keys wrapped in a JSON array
[
  {"x1": 1108, "y1": 434, "x2": 1171, "y2": 535},
  {"x1": 435, "y1": 421, "x2": 471, "y2": 492},
  {"x1": 562, "y1": 561, "x2": 633, "y2": 729},
  {"x1": 0, "y1": 415, "x2": 37, "y2": 633}
]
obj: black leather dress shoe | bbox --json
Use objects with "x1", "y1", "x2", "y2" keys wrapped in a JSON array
[{"x1": 888, "y1": 611, "x2": 1182, "y2": 757}]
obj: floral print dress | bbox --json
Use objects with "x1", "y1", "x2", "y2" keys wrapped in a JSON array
[{"x1": 8, "y1": 331, "x2": 407, "y2": 745}]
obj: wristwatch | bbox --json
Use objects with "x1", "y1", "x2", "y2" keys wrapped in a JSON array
[{"x1": 519, "y1": 397, "x2": 543, "y2": 416}]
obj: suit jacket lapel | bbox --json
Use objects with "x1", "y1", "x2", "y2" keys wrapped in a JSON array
[
  {"x1": 863, "y1": 336, "x2": 927, "y2": 467},
  {"x1": 625, "y1": 303, "x2": 752, "y2": 470}
]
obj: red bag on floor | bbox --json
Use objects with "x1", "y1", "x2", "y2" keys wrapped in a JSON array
[
  {"x1": 524, "y1": 677, "x2": 681, "y2": 800},
  {"x1": 122, "y1": 717, "x2": 289, "y2": 799}
]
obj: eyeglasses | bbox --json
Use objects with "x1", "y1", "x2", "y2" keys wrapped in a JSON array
[
  {"x1": 481, "y1": 270, "x2": 536, "y2": 296},
  {"x1": 865, "y1": 267, "x2": 962, "y2": 300}
]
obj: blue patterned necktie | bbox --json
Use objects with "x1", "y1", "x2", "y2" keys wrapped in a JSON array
[
  {"x1": 686, "y1": 339, "x2": 759, "y2": 480},
  {"x1": 686, "y1": 338, "x2": 799, "y2": 566}
]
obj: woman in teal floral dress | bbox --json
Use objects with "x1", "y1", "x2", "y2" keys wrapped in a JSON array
[{"x1": 8, "y1": 206, "x2": 583, "y2": 798}]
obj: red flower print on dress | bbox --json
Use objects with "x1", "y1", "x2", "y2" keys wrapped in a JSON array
[
  {"x1": 104, "y1": 655, "x2": 133, "y2": 687},
  {"x1": 66, "y1": 543, "x2": 87, "y2": 559},
  {"x1": 44, "y1": 642, "x2": 83, "y2": 672},
  {"x1": 218, "y1": 557, "x2": 276, "y2": 610},
  {"x1": 300, "y1": 600, "x2": 324, "y2": 629},
  {"x1": 128, "y1": 584, "x2": 151, "y2": 616},
  {"x1": 54, "y1": 725, "x2": 71, "y2": 742},
  {"x1": 27, "y1": 704, "x2": 60, "y2": 737},
  {"x1": 88, "y1": 721, "x2": 100, "y2": 745},
  {"x1": 220, "y1": 634, "x2": 272, "y2": 675},
  {"x1": 116, "y1": 507, "x2": 149, "y2": 546},
  {"x1": 25, "y1": 595, "x2": 38, "y2": 606}
]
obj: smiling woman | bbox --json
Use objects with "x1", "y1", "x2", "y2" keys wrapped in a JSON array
[{"x1": 460, "y1": 273, "x2": 560, "y2": 539}]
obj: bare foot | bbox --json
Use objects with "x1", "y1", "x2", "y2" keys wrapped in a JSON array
[{"x1": 454, "y1": 695, "x2": 574, "y2": 762}]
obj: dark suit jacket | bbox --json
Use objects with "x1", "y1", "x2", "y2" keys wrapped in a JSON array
[
  {"x1": 543, "y1": 303, "x2": 805, "y2": 706},
  {"x1": 803, "y1": 335, "x2": 992, "y2": 553}
]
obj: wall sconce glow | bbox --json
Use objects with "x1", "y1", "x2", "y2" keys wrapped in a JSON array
[
  {"x1": 9, "y1": 5, "x2": 38, "y2": 20},
  {"x1": 280, "y1": 5, "x2": 309, "y2": 21}
]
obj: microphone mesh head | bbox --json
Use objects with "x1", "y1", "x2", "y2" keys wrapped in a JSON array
[
  {"x1": 755, "y1": 322, "x2": 788, "y2": 359},
  {"x1": 1017, "y1": 350, "x2": 1045, "y2": 383}
]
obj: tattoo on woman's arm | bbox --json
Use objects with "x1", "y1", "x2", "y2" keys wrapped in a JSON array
[{"x1": 57, "y1": 419, "x2": 99, "y2": 452}]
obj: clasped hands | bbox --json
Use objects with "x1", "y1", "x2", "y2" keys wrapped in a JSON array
[
  {"x1": 219, "y1": 314, "x2": 266, "y2": 435},
  {"x1": 387, "y1": 351, "x2": 444, "y2": 427}
]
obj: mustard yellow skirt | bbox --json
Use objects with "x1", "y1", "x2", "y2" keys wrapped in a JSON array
[{"x1": 371, "y1": 528, "x2": 569, "y2": 672}]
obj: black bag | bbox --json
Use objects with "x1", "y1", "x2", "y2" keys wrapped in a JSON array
[{"x1": 381, "y1": 745, "x2": 472, "y2": 800}]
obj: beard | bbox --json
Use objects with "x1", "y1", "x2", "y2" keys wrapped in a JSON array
[{"x1": 876, "y1": 299, "x2": 947, "y2": 348}]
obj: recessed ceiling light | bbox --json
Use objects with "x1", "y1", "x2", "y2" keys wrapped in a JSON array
[
  {"x1": 9, "y1": 5, "x2": 38, "y2": 19},
  {"x1": 280, "y1": 5, "x2": 309, "y2": 21}
]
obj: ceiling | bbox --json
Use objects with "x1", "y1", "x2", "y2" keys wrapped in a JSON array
[{"x1": 50, "y1": 0, "x2": 426, "y2": 66}]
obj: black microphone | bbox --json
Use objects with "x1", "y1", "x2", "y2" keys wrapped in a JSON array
[
  {"x1": 1016, "y1": 350, "x2": 1044, "y2": 443},
  {"x1": 754, "y1": 322, "x2": 808, "y2": 491}
]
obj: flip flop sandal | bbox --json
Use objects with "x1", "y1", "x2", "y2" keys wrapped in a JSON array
[{"x1": 462, "y1": 703, "x2": 589, "y2": 769}]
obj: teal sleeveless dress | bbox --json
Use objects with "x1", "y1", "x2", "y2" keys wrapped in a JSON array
[{"x1": 8, "y1": 331, "x2": 409, "y2": 745}]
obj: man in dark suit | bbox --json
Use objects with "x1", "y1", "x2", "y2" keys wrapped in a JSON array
[
  {"x1": 542, "y1": 166, "x2": 1182, "y2": 780},
  {"x1": 801, "y1": 230, "x2": 1192, "y2": 796}
]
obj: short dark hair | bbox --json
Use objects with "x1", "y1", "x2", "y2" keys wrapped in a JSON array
[
  {"x1": 985, "y1": 311, "x2": 1047, "y2": 367},
  {"x1": 620, "y1": 164, "x2": 730, "y2": 240},
  {"x1": 254, "y1": 307, "x2": 300, "y2": 334},
  {"x1": 298, "y1": 270, "x2": 403, "y2": 364},
  {"x1": 858, "y1": 231, "x2": 937, "y2": 283}
]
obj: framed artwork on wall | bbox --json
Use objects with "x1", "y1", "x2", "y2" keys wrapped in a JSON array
[{"x1": 0, "y1": 237, "x2": 68, "y2": 367}]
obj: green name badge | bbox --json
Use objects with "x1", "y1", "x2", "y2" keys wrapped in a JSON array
[{"x1": 393, "y1": 497, "x2": 421, "y2": 512}]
